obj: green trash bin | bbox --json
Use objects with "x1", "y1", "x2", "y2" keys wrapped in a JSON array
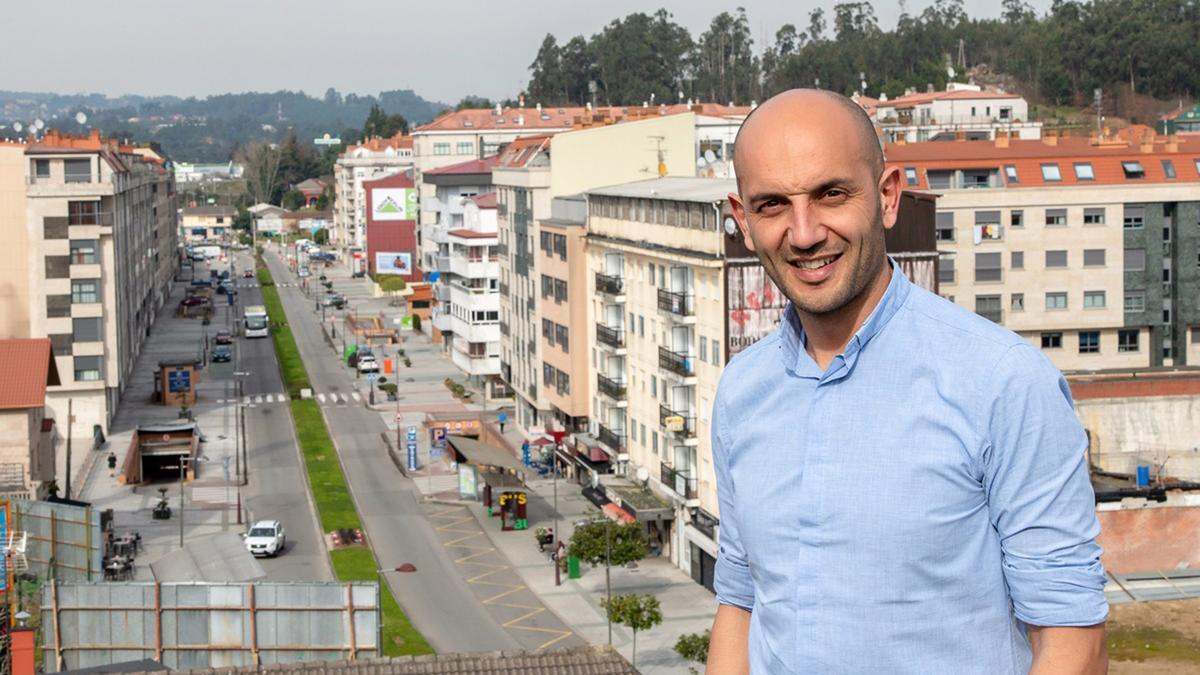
[{"x1": 567, "y1": 555, "x2": 581, "y2": 580}]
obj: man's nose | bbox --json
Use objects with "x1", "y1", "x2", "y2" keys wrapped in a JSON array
[{"x1": 785, "y1": 200, "x2": 827, "y2": 251}]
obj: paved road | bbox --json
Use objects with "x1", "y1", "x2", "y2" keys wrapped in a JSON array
[
  {"x1": 263, "y1": 250, "x2": 521, "y2": 653},
  {"x1": 208, "y1": 251, "x2": 332, "y2": 582}
]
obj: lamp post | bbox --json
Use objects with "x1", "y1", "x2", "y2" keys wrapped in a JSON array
[{"x1": 550, "y1": 429, "x2": 566, "y2": 561}]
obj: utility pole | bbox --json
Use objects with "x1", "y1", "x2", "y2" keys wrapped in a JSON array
[
  {"x1": 605, "y1": 521, "x2": 613, "y2": 645},
  {"x1": 64, "y1": 399, "x2": 73, "y2": 499}
]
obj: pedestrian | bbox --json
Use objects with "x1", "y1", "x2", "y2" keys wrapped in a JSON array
[
  {"x1": 706, "y1": 90, "x2": 1107, "y2": 674},
  {"x1": 107, "y1": 451, "x2": 117, "y2": 477},
  {"x1": 498, "y1": 412, "x2": 507, "y2": 433}
]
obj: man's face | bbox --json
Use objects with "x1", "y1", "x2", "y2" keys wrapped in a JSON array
[{"x1": 730, "y1": 97, "x2": 899, "y2": 316}]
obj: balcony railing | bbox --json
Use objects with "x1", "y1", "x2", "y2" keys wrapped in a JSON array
[
  {"x1": 657, "y1": 289, "x2": 694, "y2": 316},
  {"x1": 595, "y1": 272, "x2": 624, "y2": 296},
  {"x1": 598, "y1": 424, "x2": 625, "y2": 453},
  {"x1": 499, "y1": 321, "x2": 510, "y2": 336},
  {"x1": 596, "y1": 324, "x2": 625, "y2": 349},
  {"x1": 497, "y1": 242, "x2": 509, "y2": 257},
  {"x1": 660, "y1": 461, "x2": 698, "y2": 500},
  {"x1": 68, "y1": 212, "x2": 114, "y2": 226},
  {"x1": 435, "y1": 255, "x2": 451, "y2": 272},
  {"x1": 658, "y1": 346, "x2": 693, "y2": 377},
  {"x1": 597, "y1": 373, "x2": 627, "y2": 400},
  {"x1": 659, "y1": 404, "x2": 697, "y2": 438}
]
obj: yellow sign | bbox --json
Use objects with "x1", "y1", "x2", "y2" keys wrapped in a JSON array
[
  {"x1": 664, "y1": 415, "x2": 685, "y2": 432},
  {"x1": 499, "y1": 492, "x2": 527, "y2": 507}
]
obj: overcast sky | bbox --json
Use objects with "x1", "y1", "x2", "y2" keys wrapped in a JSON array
[{"x1": 2, "y1": 0, "x2": 1050, "y2": 104}]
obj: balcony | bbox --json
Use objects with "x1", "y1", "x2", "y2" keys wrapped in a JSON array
[
  {"x1": 598, "y1": 424, "x2": 625, "y2": 453},
  {"x1": 434, "y1": 284, "x2": 451, "y2": 302},
  {"x1": 497, "y1": 241, "x2": 509, "y2": 257},
  {"x1": 659, "y1": 404, "x2": 697, "y2": 438},
  {"x1": 435, "y1": 255, "x2": 451, "y2": 273},
  {"x1": 658, "y1": 346, "x2": 694, "y2": 377},
  {"x1": 657, "y1": 289, "x2": 694, "y2": 317},
  {"x1": 595, "y1": 272, "x2": 624, "y2": 296},
  {"x1": 69, "y1": 212, "x2": 114, "y2": 227},
  {"x1": 499, "y1": 282, "x2": 509, "y2": 296},
  {"x1": 597, "y1": 373, "x2": 627, "y2": 400},
  {"x1": 596, "y1": 324, "x2": 625, "y2": 349},
  {"x1": 660, "y1": 461, "x2": 698, "y2": 500}
]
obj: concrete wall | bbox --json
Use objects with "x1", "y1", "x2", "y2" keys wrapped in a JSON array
[
  {"x1": 1097, "y1": 502, "x2": 1200, "y2": 574},
  {"x1": 550, "y1": 114, "x2": 696, "y2": 197},
  {"x1": 1076, "y1": 395, "x2": 1200, "y2": 480}
]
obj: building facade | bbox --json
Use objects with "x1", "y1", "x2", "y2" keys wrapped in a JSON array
[
  {"x1": 361, "y1": 172, "x2": 421, "y2": 282},
  {"x1": 889, "y1": 129, "x2": 1200, "y2": 369},
  {"x1": 331, "y1": 133, "x2": 413, "y2": 254},
  {"x1": 859, "y1": 82, "x2": 1041, "y2": 143},
  {"x1": 536, "y1": 196, "x2": 591, "y2": 432},
  {"x1": 181, "y1": 205, "x2": 235, "y2": 243},
  {"x1": 0, "y1": 338, "x2": 60, "y2": 500}
]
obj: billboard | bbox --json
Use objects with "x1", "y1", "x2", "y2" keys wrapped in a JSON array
[
  {"x1": 376, "y1": 252, "x2": 412, "y2": 275},
  {"x1": 726, "y1": 264, "x2": 788, "y2": 359},
  {"x1": 371, "y1": 187, "x2": 416, "y2": 221}
]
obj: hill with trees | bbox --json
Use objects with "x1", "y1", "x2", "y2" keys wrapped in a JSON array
[{"x1": 525, "y1": 0, "x2": 1198, "y2": 120}]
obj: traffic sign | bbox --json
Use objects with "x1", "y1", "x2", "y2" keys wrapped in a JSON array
[{"x1": 367, "y1": 372, "x2": 377, "y2": 382}]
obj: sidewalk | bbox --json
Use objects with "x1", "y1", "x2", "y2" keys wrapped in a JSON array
[{"x1": 303, "y1": 245, "x2": 715, "y2": 671}]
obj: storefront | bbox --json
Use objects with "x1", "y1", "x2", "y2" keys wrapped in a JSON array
[
  {"x1": 685, "y1": 508, "x2": 720, "y2": 594},
  {"x1": 601, "y1": 481, "x2": 674, "y2": 559}
]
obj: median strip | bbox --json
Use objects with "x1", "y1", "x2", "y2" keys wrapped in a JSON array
[{"x1": 257, "y1": 260, "x2": 432, "y2": 657}]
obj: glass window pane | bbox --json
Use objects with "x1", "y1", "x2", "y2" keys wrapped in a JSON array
[{"x1": 1040, "y1": 164, "x2": 1061, "y2": 181}]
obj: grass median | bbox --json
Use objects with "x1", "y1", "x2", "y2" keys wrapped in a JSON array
[{"x1": 257, "y1": 259, "x2": 432, "y2": 657}]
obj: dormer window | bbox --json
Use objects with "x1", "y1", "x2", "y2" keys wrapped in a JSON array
[
  {"x1": 1121, "y1": 161, "x2": 1145, "y2": 179},
  {"x1": 1040, "y1": 164, "x2": 1061, "y2": 182}
]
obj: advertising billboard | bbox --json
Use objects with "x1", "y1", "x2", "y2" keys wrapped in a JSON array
[
  {"x1": 726, "y1": 264, "x2": 788, "y2": 360},
  {"x1": 375, "y1": 252, "x2": 412, "y2": 275},
  {"x1": 371, "y1": 187, "x2": 417, "y2": 221}
]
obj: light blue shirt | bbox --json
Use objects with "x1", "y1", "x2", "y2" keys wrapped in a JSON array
[{"x1": 713, "y1": 261, "x2": 1108, "y2": 674}]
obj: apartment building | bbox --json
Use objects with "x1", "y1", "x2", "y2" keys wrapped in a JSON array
[
  {"x1": 889, "y1": 128, "x2": 1200, "y2": 370},
  {"x1": 331, "y1": 133, "x2": 413, "y2": 254},
  {"x1": 0, "y1": 129, "x2": 178, "y2": 447},
  {"x1": 181, "y1": 205, "x2": 235, "y2": 243},
  {"x1": 361, "y1": 171, "x2": 421, "y2": 282},
  {"x1": 536, "y1": 196, "x2": 590, "y2": 432},
  {"x1": 0, "y1": 339, "x2": 60, "y2": 500},
  {"x1": 434, "y1": 193, "x2": 502, "y2": 387},
  {"x1": 859, "y1": 82, "x2": 1040, "y2": 143}
]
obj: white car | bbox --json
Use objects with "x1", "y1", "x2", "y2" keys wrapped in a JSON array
[
  {"x1": 244, "y1": 520, "x2": 286, "y2": 557},
  {"x1": 357, "y1": 354, "x2": 379, "y2": 374}
]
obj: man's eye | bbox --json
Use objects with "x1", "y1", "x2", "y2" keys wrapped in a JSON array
[{"x1": 757, "y1": 199, "x2": 783, "y2": 211}]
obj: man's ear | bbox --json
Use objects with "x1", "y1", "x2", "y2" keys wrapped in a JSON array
[
  {"x1": 878, "y1": 167, "x2": 903, "y2": 231},
  {"x1": 728, "y1": 192, "x2": 756, "y2": 252}
]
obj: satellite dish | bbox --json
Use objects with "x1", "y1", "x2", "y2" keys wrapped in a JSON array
[
  {"x1": 724, "y1": 216, "x2": 738, "y2": 235},
  {"x1": 75, "y1": 111, "x2": 88, "y2": 125},
  {"x1": 13, "y1": 122, "x2": 23, "y2": 133},
  {"x1": 34, "y1": 118, "x2": 44, "y2": 130},
  {"x1": 636, "y1": 467, "x2": 650, "y2": 483},
  {"x1": 946, "y1": 66, "x2": 956, "y2": 80},
  {"x1": 703, "y1": 149, "x2": 717, "y2": 164}
]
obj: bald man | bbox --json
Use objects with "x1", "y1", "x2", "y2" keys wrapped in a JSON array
[{"x1": 708, "y1": 90, "x2": 1108, "y2": 674}]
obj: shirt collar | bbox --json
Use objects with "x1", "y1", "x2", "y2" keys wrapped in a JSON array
[{"x1": 779, "y1": 258, "x2": 912, "y2": 379}]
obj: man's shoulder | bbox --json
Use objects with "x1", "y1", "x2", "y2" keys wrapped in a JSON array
[
  {"x1": 716, "y1": 328, "x2": 786, "y2": 408},
  {"x1": 898, "y1": 283, "x2": 1029, "y2": 362}
]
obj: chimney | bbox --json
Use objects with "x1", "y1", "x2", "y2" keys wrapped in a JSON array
[
  {"x1": 90, "y1": 128, "x2": 101, "y2": 141},
  {"x1": 1043, "y1": 130, "x2": 1058, "y2": 146},
  {"x1": 518, "y1": 94, "x2": 525, "y2": 108},
  {"x1": 955, "y1": 130, "x2": 967, "y2": 142},
  {"x1": 536, "y1": 102, "x2": 542, "y2": 114},
  {"x1": 1165, "y1": 135, "x2": 1179, "y2": 152},
  {"x1": 994, "y1": 131, "x2": 1010, "y2": 148},
  {"x1": 494, "y1": 103, "x2": 502, "y2": 116}
]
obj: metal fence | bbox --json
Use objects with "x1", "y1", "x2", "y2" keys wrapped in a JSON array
[
  {"x1": 11, "y1": 499, "x2": 103, "y2": 581},
  {"x1": 41, "y1": 581, "x2": 380, "y2": 672}
]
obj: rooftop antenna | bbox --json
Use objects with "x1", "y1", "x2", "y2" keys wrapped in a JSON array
[
  {"x1": 957, "y1": 38, "x2": 966, "y2": 70},
  {"x1": 1094, "y1": 88, "x2": 1103, "y2": 137}
]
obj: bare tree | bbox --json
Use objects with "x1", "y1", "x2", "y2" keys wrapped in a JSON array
[{"x1": 236, "y1": 142, "x2": 283, "y2": 206}]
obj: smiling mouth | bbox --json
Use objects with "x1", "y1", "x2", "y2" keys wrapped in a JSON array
[{"x1": 789, "y1": 253, "x2": 842, "y2": 271}]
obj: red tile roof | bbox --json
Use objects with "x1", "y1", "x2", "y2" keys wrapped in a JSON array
[
  {"x1": 446, "y1": 228, "x2": 497, "y2": 239},
  {"x1": 886, "y1": 133, "x2": 1200, "y2": 188},
  {"x1": 496, "y1": 135, "x2": 551, "y2": 169},
  {"x1": 424, "y1": 155, "x2": 501, "y2": 175},
  {"x1": 0, "y1": 339, "x2": 59, "y2": 410},
  {"x1": 343, "y1": 133, "x2": 413, "y2": 154},
  {"x1": 469, "y1": 192, "x2": 498, "y2": 209},
  {"x1": 415, "y1": 103, "x2": 752, "y2": 134}
]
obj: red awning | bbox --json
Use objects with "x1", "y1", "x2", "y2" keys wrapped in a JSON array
[{"x1": 602, "y1": 503, "x2": 636, "y2": 524}]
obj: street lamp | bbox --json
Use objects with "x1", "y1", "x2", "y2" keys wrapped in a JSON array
[{"x1": 550, "y1": 429, "x2": 566, "y2": 565}]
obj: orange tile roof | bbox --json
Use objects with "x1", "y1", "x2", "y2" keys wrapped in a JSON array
[
  {"x1": 344, "y1": 133, "x2": 413, "y2": 154},
  {"x1": 496, "y1": 135, "x2": 551, "y2": 169},
  {"x1": 886, "y1": 134, "x2": 1200, "y2": 188},
  {"x1": 469, "y1": 192, "x2": 497, "y2": 209},
  {"x1": 424, "y1": 155, "x2": 501, "y2": 175},
  {"x1": 447, "y1": 228, "x2": 497, "y2": 238},
  {"x1": 0, "y1": 339, "x2": 59, "y2": 410},
  {"x1": 415, "y1": 103, "x2": 752, "y2": 134}
]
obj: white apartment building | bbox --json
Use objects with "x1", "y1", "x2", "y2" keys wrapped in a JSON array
[
  {"x1": 890, "y1": 128, "x2": 1200, "y2": 370},
  {"x1": 332, "y1": 133, "x2": 412, "y2": 253},
  {"x1": 859, "y1": 82, "x2": 1041, "y2": 143},
  {"x1": 0, "y1": 129, "x2": 178, "y2": 448}
]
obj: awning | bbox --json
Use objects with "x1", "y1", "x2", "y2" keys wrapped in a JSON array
[
  {"x1": 602, "y1": 503, "x2": 636, "y2": 524},
  {"x1": 582, "y1": 486, "x2": 610, "y2": 509},
  {"x1": 480, "y1": 471, "x2": 526, "y2": 490},
  {"x1": 448, "y1": 435, "x2": 525, "y2": 473}
]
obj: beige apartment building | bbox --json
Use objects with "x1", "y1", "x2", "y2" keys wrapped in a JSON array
[
  {"x1": 889, "y1": 128, "x2": 1200, "y2": 370},
  {"x1": 331, "y1": 133, "x2": 413, "y2": 254},
  {"x1": 0, "y1": 129, "x2": 178, "y2": 450},
  {"x1": 536, "y1": 196, "x2": 590, "y2": 430}
]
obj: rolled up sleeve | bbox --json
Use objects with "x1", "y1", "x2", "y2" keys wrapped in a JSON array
[
  {"x1": 984, "y1": 344, "x2": 1108, "y2": 627},
  {"x1": 712, "y1": 394, "x2": 755, "y2": 611}
]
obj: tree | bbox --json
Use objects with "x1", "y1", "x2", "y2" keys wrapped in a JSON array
[
  {"x1": 591, "y1": 10, "x2": 693, "y2": 105},
  {"x1": 362, "y1": 103, "x2": 409, "y2": 138},
  {"x1": 675, "y1": 630, "x2": 710, "y2": 673},
  {"x1": 277, "y1": 128, "x2": 320, "y2": 189},
  {"x1": 455, "y1": 95, "x2": 494, "y2": 110},
  {"x1": 313, "y1": 228, "x2": 329, "y2": 245},
  {"x1": 568, "y1": 520, "x2": 647, "y2": 566},
  {"x1": 691, "y1": 8, "x2": 760, "y2": 104},
  {"x1": 527, "y1": 34, "x2": 565, "y2": 104},
  {"x1": 807, "y1": 8, "x2": 827, "y2": 42},
  {"x1": 236, "y1": 141, "x2": 284, "y2": 206},
  {"x1": 281, "y1": 189, "x2": 305, "y2": 211},
  {"x1": 601, "y1": 593, "x2": 662, "y2": 668}
]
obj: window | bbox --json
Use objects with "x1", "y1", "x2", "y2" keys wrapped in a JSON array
[
  {"x1": 1011, "y1": 251, "x2": 1024, "y2": 269},
  {"x1": 71, "y1": 279, "x2": 100, "y2": 303},
  {"x1": 1073, "y1": 163, "x2": 1095, "y2": 181},
  {"x1": 553, "y1": 279, "x2": 567, "y2": 304},
  {"x1": 44, "y1": 255, "x2": 69, "y2": 279},
  {"x1": 433, "y1": 143, "x2": 450, "y2": 155},
  {"x1": 74, "y1": 356, "x2": 102, "y2": 381},
  {"x1": 1124, "y1": 293, "x2": 1145, "y2": 313},
  {"x1": 73, "y1": 317, "x2": 102, "y2": 342},
  {"x1": 711, "y1": 341, "x2": 720, "y2": 365},
  {"x1": 975, "y1": 295, "x2": 1002, "y2": 323},
  {"x1": 1040, "y1": 164, "x2": 1062, "y2": 182},
  {"x1": 1041, "y1": 332, "x2": 1062, "y2": 349},
  {"x1": 1011, "y1": 293, "x2": 1024, "y2": 312},
  {"x1": 1195, "y1": 159, "x2": 1200, "y2": 176},
  {"x1": 1045, "y1": 209, "x2": 1067, "y2": 226},
  {"x1": 1083, "y1": 291, "x2": 1106, "y2": 309},
  {"x1": 34, "y1": 159, "x2": 50, "y2": 177},
  {"x1": 1193, "y1": 327, "x2": 1200, "y2": 344},
  {"x1": 49, "y1": 334, "x2": 72, "y2": 356},
  {"x1": 1083, "y1": 249, "x2": 1106, "y2": 267},
  {"x1": 1045, "y1": 292, "x2": 1068, "y2": 310},
  {"x1": 699, "y1": 336, "x2": 708, "y2": 362},
  {"x1": 70, "y1": 239, "x2": 98, "y2": 264},
  {"x1": 975, "y1": 252, "x2": 1002, "y2": 282},
  {"x1": 1121, "y1": 161, "x2": 1145, "y2": 179},
  {"x1": 68, "y1": 201, "x2": 100, "y2": 225},
  {"x1": 904, "y1": 167, "x2": 918, "y2": 186},
  {"x1": 1118, "y1": 329, "x2": 1140, "y2": 352},
  {"x1": 974, "y1": 211, "x2": 1002, "y2": 241},
  {"x1": 1162, "y1": 159, "x2": 1177, "y2": 179},
  {"x1": 1004, "y1": 165, "x2": 1019, "y2": 184},
  {"x1": 543, "y1": 363, "x2": 554, "y2": 386},
  {"x1": 1124, "y1": 248, "x2": 1145, "y2": 271},
  {"x1": 46, "y1": 295, "x2": 71, "y2": 318},
  {"x1": 935, "y1": 212, "x2": 955, "y2": 242},
  {"x1": 556, "y1": 371, "x2": 570, "y2": 395},
  {"x1": 555, "y1": 324, "x2": 569, "y2": 352},
  {"x1": 638, "y1": 314, "x2": 644, "y2": 337},
  {"x1": 1010, "y1": 210, "x2": 1024, "y2": 228},
  {"x1": 1083, "y1": 208, "x2": 1106, "y2": 225},
  {"x1": 1123, "y1": 206, "x2": 1145, "y2": 229},
  {"x1": 652, "y1": 432, "x2": 658, "y2": 454},
  {"x1": 1045, "y1": 250, "x2": 1068, "y2": 268},
  {"x1": 63, "y1": 159, "x2": 91, "y2": 183},
  {"x1": 938, "y1": 254, "x2": 955, "y2": 284},
  {"x1": 456, "y1": 142, "x2": 474, "y2": 155},
  {"x1": 1078, "y1": 331, "x2": 1100, "y2": 354},
  {"x1": 541, "y1": 318, "x2": 553, "y2": 340}
]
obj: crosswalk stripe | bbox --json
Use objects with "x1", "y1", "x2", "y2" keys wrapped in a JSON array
[
  {"x1": 351, "y1": 393, "x2": 362, "y2": 402},
  {"x1": 253, "y1": 395, "x2": 263, "y2": 404},
  {"x1": 317, "y1": 393, "x2": 326, "y2": 403},
  {"x1": 243, "y1": 396, "x2": 251, "y2": 405}
]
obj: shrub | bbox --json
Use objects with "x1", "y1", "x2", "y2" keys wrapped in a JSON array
[
  {"x1": 377, "y1": 275, "x2": 407, "y2": 293},
  {"x1": 411, "y1": 314, "x2": 422, "y2": 333}
]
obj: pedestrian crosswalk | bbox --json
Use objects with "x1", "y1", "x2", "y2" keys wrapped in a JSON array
[
  {"x1": 243, "y1": 393, "x2": 289, "y2": 405},
  {"x1": 214, "y1": 391, "x2": 365, "y2": 406},
  {"x1": 315, "y1": 392, "x2": 362, "y2": 405}
]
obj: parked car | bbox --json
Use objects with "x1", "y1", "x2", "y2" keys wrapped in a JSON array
[
  {"x1": 243, "y1": 270, "x2": 255, "y2": 279},
  {"x1": 181, "y1": 295, "x2": 208, "y2": 306},
  {"x1": 243, "y1": 520, "x2": 286, "y2": 557},
  {"x1": 320, "y1": 292, "x2": 344, "y2": 307},
  {"x1": 357, "y1": 354, "x2": 380, "y2": 374},
  {"x1": 214, "y1": 331, "x2": 233, "y2": 345},
  {"x1": 297, "y1": 267, "x2": 311, "y2": 278},
  {"x1": 212, "y1": 345, "x2": 232, "y2": 363}
]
